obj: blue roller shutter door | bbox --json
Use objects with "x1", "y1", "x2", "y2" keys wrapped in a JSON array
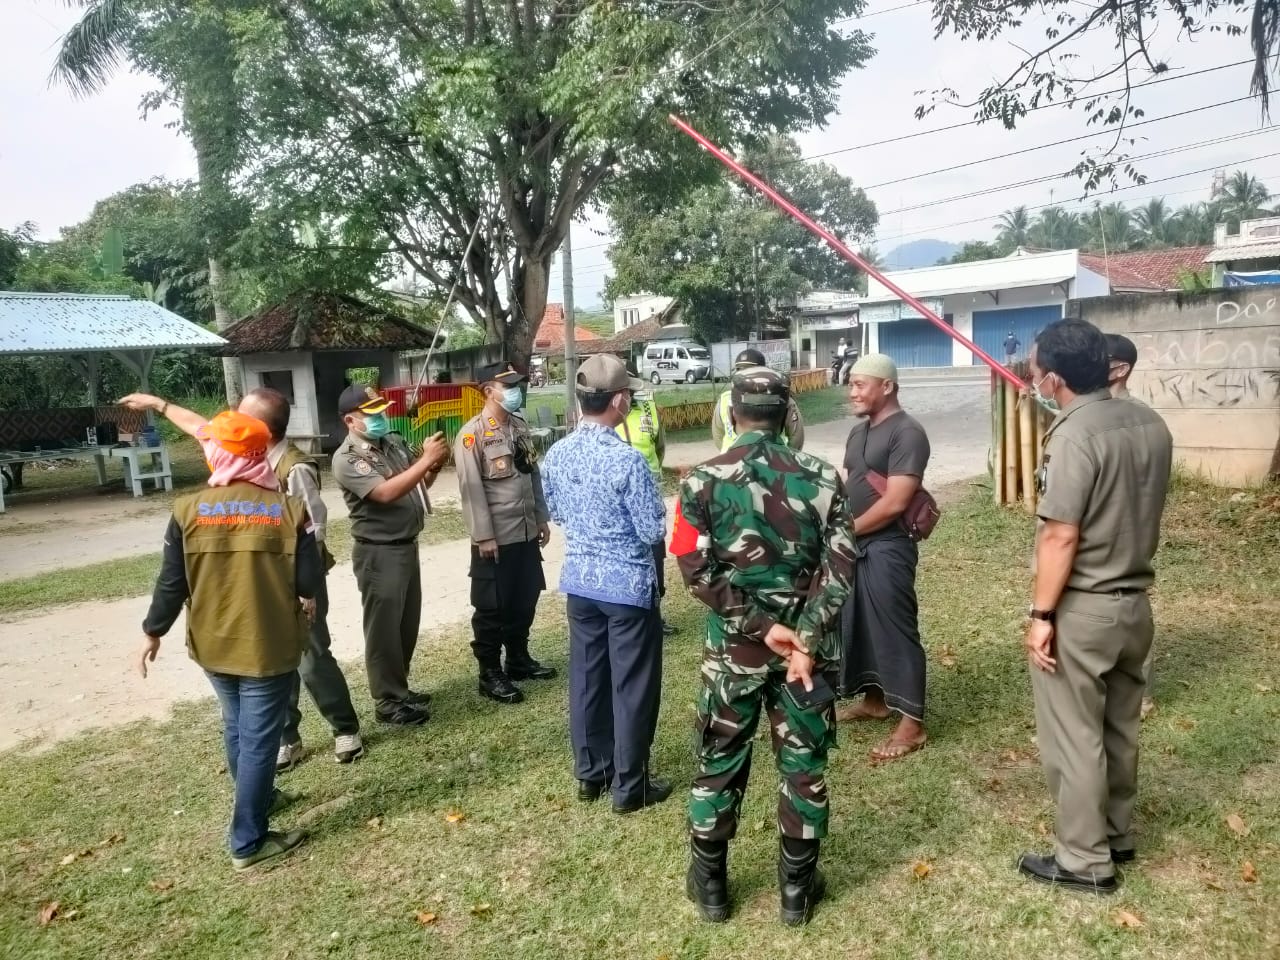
[
  {"x1": 971, "y1": 305, "x2": 1063, "y2": 364},
  {"x1": 878, "y1": 317, "x2": 955, "y2": 368}
]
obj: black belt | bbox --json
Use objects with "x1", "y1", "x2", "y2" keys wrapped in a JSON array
[{"x1": 353, "y1": 537, "x2": 417, "y2": 546}]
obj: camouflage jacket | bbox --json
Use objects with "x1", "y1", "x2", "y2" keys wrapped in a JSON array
[{"x1": 676, "y1": 430, "x2": 856, "y2": 673}]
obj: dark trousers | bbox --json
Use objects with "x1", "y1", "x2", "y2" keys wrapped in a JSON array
[
  {"x1": 470, "y1": 539, "x2": 545, "y2": 671},
  {"x1": 282, "y1": 574, "x2": 360, "y2": 744},
  {"x1": 567, "y1": 593, "x2": 662, "y2": 805},
  {"x1": 205, "y1": 671, "x2": 293, "y2": 858},
  {"x1": 352, "y1": 541, "x2": 421, "y2": 708}
]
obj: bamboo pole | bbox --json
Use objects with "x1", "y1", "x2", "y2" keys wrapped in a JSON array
[
  {"x1": 1019, "y1": 389, "x2": 1036, "y2": 512},
  {"x1": 992, "y1": 371, "x2": 1004, "y2": 504},
  {"x1": 1003, "y1": 379, "x2": 1019, "y2": 503}
]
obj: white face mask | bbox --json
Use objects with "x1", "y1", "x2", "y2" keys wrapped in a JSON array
[{"x1": 1033, "y1": 371, "x2": 1060, "y2": 414}]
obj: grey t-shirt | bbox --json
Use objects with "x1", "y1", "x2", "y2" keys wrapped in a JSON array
[{"x1": 843, "y1": 411, "x2": 931, "y2": 536}]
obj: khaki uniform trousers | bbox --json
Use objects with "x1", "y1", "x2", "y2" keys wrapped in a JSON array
[{"x1": 1031, "y1": 589, "x2": 1153, "y2": 878}]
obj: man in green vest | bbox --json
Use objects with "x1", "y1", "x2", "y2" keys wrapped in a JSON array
[
  {"x1": 131, "y1": 408, "x2": 321, "y2": 871},
  {"x1": 711, "y1": 348, "x2": 806, "y2": 452},
  {"x1": 615, "y1": 374, "x2": 676, "y2": 638},
  {"x1": 239, "y1": 387, "x2": 363, "y2": 768}
]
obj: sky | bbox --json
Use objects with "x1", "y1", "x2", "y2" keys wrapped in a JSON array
[{"x1": 1, "y1": 0, "x2": 1270, "y2": 309}]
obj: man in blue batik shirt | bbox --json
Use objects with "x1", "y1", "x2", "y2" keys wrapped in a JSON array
[{"x1": 542, "y1": 353, "x2": 671, "y2": 814}]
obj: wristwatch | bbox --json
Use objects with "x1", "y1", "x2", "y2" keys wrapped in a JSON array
[{"x1": 1028, "y1": 606, "x2": 1056, "y2": 623}]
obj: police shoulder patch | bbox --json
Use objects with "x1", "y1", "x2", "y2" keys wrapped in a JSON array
[
  {"x1": 355, "y1": 460, "x2": 372, "y2": 476},
  {"x1": 462, "y1": 434, "x2": 475, "y2": 449}
]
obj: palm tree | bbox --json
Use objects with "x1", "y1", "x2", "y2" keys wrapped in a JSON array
[
  {"x1": 1087, "y1": 202, "x2": 1134, "y2": 253},
  {"x1": 1218, "y1": 171, "x2": 1273, "y2": 229},
  {"x1": 1133, "y1": 198, "x2": 1171, "y2": 249},
  {"x1": 1028, "y1": 207, "x2": 1085, "y2": 251},
  {"x1": 51, "y1": 0, "x2": 245, "y2": 404},
  {"x1": 994, "y1": 206, "x2": 1031, "y2": 252}
]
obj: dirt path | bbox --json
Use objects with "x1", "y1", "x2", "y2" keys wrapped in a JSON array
[{"x1": 0, "y1": 383, "x2": 992, "y2": 752}]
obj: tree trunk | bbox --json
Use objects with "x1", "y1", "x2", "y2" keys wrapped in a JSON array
[
  {"x1": 507, "y1": 256, "x2": 550, "y2": 372},
  {"x1": 207, "y1": 254, "x2": 242, "y2": 405}
]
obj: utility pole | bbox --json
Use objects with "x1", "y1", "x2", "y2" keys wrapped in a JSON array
[{"x1": 562, "y1": 221, "x2": 578, "y2": 426}]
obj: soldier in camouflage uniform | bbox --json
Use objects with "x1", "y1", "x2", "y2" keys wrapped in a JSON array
[{"x1": 673, "y1": 366, "x2": 856, "y2": 926}]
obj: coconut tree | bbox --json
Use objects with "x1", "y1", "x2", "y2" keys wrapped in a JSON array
[
  {"x1": 994, "y1": 205, "x2": 1032, "y2": 252},
  {"x1": 51, "y1": 0, "x2": 246, "y2": 404},
  {"x1": 1085, "y1": 202, "x2": 1135, "y2": 253},
  {"x1": 1029, "y1": 207, "x2": 1085, "y2": 251},
  {"x1": 1218, "y1": 171, "x2": 1273, "y2": 229},
  {"x1": 1133, "y1": 198, "x2": 1172, "y2": 249}
]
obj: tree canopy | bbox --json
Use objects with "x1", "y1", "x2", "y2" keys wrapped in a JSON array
[
  {"x1": 605, "y1": 136, "x2": 877, "y2": 343},
  {"x1": 220, "y1": 0, "x2": 872, "y2": 367}
]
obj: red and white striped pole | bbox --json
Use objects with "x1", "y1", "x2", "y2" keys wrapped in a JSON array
[{"x1": 667, "y1": 113, "x2": 1026, "y2": 391}]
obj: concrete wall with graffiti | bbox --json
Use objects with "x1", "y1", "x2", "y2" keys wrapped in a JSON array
[{"x1": 1073, "y1": 287, "x2": 1280, "y2": 486}]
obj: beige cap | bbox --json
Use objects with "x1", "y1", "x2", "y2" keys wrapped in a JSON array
[
  {"x1": 576, "y1": 353, "x2": 644, "y2": 393},
  {"x1": 850, "y1": 352, "x2": 899, "y2": 382}
]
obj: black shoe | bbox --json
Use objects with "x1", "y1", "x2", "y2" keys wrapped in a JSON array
[
  {"x1": 1018, "y1": 852, "x2": 1118, "y2": 894},
  {"x1": 407, "y1": 689, "x2": 433, "y2": 709},
  {"x1": 505, "y1": 657, "x2": 557, "y2": 681},
  {"x1": 661, "y1": 620, "x2": 678, "y2": 638},
  {"x1": 778, "y1": 837, "x2": 825, "y2": 926},
  {"x1": 478, "y1": 669, "x2": 525, "y2": 704},
  {"x1": 577, "y1": 779, "x2": 607, "y2": 802},
  {"x1": 375, "y1": 701, "x2": 430, "y2": 726},
  {"x1": 686, "y1": 838, "x2": 730, "y2": 922},
  {"x1": 613, "y1": 777, "x2": 673, "y2": 814},
  {"x1": 1111, "y1": 848, "x2": 1136, "y2": 864}
]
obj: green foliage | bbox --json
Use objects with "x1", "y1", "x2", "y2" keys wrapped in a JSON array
[
  {"x1": 605, "y1": 136, "x2": 877, "y2": 343},
  {"x1": 947, "y1": 240, "x2": 1003, "y2": 263},
  {"x1": 0, "y1": 222, "x2": 36, "y2": 289},
  {"x1": 222, "y1": 0, "x2": 872, "y2": 366},
  {"x1": 97, "y1": 227, "x2": 125, "y2": 277},
  {"x1": 923, "y1": 0, "x2": 1280, "y2": 187}
]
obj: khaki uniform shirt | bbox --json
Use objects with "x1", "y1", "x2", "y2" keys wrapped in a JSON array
[
  {"x1": 331, "y1": 431, "x2": 427, "y2": 544},
  {"x1": 454, "y1": 411, "x2": 549, "y2": 546},
  {"x1": 1035, "y1": 390, "x2": 1173, "y2": 593}
]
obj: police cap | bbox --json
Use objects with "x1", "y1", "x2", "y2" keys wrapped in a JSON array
[
  {"x1": 475, "y1": 362, "x2": 527, "y2": 386},
  {"x1": 731, "y1": 366, "x2": 790, "y2": 408},
  {"x1": 733, "y1": 347, "x2": 767, "y2": 369}
]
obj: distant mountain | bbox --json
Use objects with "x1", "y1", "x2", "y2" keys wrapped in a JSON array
[{"x1": 882, "y1": 239, "x2": 961, "y2": 270}]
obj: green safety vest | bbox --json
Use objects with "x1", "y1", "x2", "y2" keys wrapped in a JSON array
[
  {"x1": 717, "y1": 390, "x2": 788, "y2": 452},
  {"x1": 616, "y1": 398, "x2": 662, "y2": 478}
]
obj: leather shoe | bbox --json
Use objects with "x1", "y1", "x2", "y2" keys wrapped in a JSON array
[
  {"x1": 407, "y1": 689, "x2": 433, "y2": 708},
  {"x1": 1111, "y1": 848, "x2": 1135, "y2": 864},
  {"x1": 506, "y1": 657, "x2": 557, "y2": 681},
  {"x1": 1018, "y1": 852, "x2": 1117, "y2": 894},
  {"x1": 478, "y1": 669, "x2": 525, "y2": 705},
  {"x1": 613, "y1": 777, "x2": 673, "y2": 814},
  {"x1": 375, "y1": 701, "x2": 430, "y2": 726},
  {"x1": 577, "y1": 779, "x2": 607, "y2": 802}
]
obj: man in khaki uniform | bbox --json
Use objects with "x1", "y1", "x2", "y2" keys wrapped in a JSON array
[
  {"x1": 1018, "y1": 319, "x2": 1173, "y2": 895},
  {"x1": 1105, "y1": 333, "x2": 1157, "y2": 721},
  {"x1": 711, "y1": 348, "x2": 805, "y2": 452},
  {"x1": 332, "y1": 385, "x2": 448, "y2": 727},
  {"x1": 455, "y1": 362, "x2": 553, "y2": 705}
]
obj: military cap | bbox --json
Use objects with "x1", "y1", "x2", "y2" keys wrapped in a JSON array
[
  {"x1": 338, "y1": 384, "x2": 391, "y2": 416},
  {"x1": 475, "y1": 362, "x2": 526, "y2": 385},
  {"x1": 731, "y1": 365, "x2": 790, "y2": 408}
]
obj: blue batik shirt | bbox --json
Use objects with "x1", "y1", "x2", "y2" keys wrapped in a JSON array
[{"x1": 542, "y1": 421, "x2": 666, "y2": 609}]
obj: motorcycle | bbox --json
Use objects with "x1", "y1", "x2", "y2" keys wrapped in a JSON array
[{"x1": 829, "y1": 350, "x2": 858, "y2": 386}]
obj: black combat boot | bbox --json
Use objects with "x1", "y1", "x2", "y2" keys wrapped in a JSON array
[
  {"x1": 505, "y1": 644, "x2": 557, "y2": 681},
  {"x1": 686, "y1": 838, "x2": 730, "y2": 923},
  {"x1": 478, "y1": 668, "x2": 525, "y2": 705},
  {"x1": 778, "y1": 836, "x2": 825, "y2": 926}
]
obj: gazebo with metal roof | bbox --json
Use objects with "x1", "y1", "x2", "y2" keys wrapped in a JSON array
[
  {"x1": 219, "y1": 291, "x2": 437, "y2": 452},
  {"x1": 0, "y1": 292, "x2": 227, "y2": 510}
]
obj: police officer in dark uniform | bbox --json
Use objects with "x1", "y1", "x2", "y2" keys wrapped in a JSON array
[
  {"x1": 454, "y1": 363, "x2": 554, "y2": 705},
  {"x1": 332, "y1": 385, "x2": 448, "y2": 726}
]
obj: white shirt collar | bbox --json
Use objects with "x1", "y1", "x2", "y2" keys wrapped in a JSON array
[{"x1": 267, "y1": 438, "x2": 289, "y2": 469}]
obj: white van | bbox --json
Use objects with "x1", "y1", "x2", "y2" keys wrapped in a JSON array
[{"x1": 639, "y1": 341, "x2": 711, "y2": 385}]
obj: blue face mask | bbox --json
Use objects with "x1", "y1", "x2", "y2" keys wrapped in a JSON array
[
  {"x1": 360, "y1": 412, "x2": 390, "y2": 439},
  {"x1": 1033, "y1": 372, "x2": 1060, "y2": 414},
  {"x1": 500, "y1": 386, "x2": 524, "y2": 413}
]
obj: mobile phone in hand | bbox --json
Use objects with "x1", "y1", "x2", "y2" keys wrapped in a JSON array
[{"x1": 783, "y1": 672, "x2": 837, "y2": 712}]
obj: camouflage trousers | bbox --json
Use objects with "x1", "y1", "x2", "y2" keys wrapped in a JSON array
[{"x1": 688, "y1": 664, "x2": 837, "y2": 842}]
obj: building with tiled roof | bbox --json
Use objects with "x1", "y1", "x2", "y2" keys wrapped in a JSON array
[
  {"x1": 532, "y1": 302, "x2": 603, "y2": 353},
  {"x1": 1078, "y1": 247, "x2": 1212, "y2": 292}
]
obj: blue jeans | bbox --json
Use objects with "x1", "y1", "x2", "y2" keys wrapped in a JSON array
[{"x1": 205, "y1": 671, "x2": 294, "y2": 858}]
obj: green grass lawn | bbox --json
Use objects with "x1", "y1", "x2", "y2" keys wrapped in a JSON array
[
  {"x1": 0, "y1": 509, "x2": 471, "y2": 618},
  {"x1": 0, "y1": 480, "x2": 1276, "y2": 958}
]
